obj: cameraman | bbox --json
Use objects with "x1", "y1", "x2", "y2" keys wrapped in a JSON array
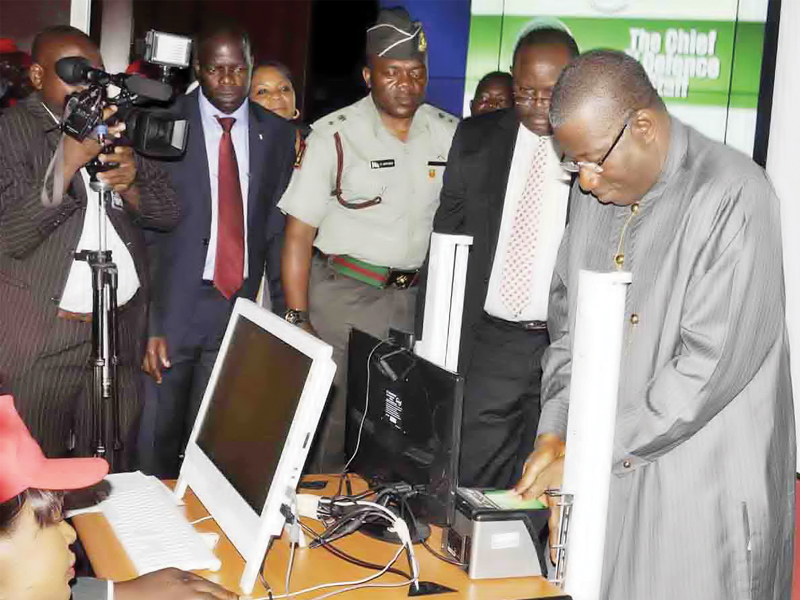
[{"x1": 0, "y1": 26, "x2": 180, "y2": 468}]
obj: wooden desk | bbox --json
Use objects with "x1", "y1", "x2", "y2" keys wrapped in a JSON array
[{"x1": 72, "y1": 477, "x2": 562, "y2": 599}]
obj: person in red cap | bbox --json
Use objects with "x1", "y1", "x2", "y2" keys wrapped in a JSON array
[
  {"x1": 0, "y1": 395, "x2": 237, "y2": 600},
  {"x1": 0, "y1": 37, "x2": 32, "y2": 110}
]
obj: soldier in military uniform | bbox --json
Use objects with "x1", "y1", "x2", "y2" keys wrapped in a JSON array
[{"x1": 278, "y1": 7, "x2": 458, "y2": 472}]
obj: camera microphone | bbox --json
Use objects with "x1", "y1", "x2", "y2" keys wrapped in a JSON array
[
  {"x1": 125, "y1": 75, "x2": 172, "y2": 101},
  {"x1": 55, "y1": 57, "x2": 172, "y2": 102}
]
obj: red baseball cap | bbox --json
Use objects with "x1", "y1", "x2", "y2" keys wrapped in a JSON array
[
  {"x1": 0, "y1": 38, "x2": 18, "y2": 54},
  {"x1": 0, "y1": 395, "x2": 109, "y2": 503}
]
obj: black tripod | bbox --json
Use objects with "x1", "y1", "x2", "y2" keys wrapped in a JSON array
[{"x1": 76, "y1": 155, "x2": 123, "y2": 471}]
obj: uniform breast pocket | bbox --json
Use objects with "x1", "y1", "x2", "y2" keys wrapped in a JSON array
[{"x1": 336, "y1": 160, "x2": 389, "y2": 210}]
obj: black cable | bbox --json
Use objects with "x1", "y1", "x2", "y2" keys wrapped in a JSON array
[
  {"x1": 400, "y1": 495, "x2": 467, "y2": 568},
  {"x1": 298, "y1": 519, "x2": 412, "y2": 580},
  {"x1": 327, "y1": 484, "x2": 375, "y2": 508},
  {"x1": 312, "y1": 510, "x2": 373, "y2": 546},
  {"x1": 421, "y1": 535, "x2": 466, "y2": 568},
  {"x1": 723, "y1": 0, "x2": 742, "y2": 146},
  {"x1": 313, "y1": 505, "x2": 400, "y2": 547},
  {"x1": 335, "y1": 469, "x2": 347, "y2": 497}
]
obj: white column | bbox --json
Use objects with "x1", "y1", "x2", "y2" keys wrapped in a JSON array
[
  {"x1": 70, "y1": 0, "x2": 91, "y2": 33},
  {"x1": 99, "y1": 0, "x2": 133, "y2": 74},
  {"x1": 766, "y1": 0, "x2": 800, "y2": 472},
  {"x1": 561, "y1": 270, "x2": 631, "y2": 600}
]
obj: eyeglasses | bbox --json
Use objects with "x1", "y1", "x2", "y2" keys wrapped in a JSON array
[{"x1": 560, "y1": 118, "x2": 629, "y2": 174}]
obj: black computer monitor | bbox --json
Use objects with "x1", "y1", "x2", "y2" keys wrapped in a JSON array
[{"x1": 345, "y1": 328, "x2": 464, "y2": 541}]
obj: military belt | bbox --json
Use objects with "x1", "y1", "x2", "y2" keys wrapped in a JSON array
[{"x1": 319, "y1": 251, "x2": 419, "y2": 290}]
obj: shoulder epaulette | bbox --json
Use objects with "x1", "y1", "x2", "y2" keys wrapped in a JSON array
[
  {"x1": 311, "y1": 103, "x2": 360, "y2": 134},
  {"x1": 419, "y1": 104, "x2": 459, "y2": 131}
]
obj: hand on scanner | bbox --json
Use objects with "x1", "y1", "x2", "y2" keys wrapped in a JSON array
[{"x1": 513, "y1": 433, "x2": 566, "y2": 564}]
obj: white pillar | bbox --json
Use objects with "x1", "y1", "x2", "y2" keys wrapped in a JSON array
[
  {"x1": 766, "y1": 0, "x2": 800, "y2": 472},
  {"x1": 99, "y1": 0, "x2": 133, "y2": 74},
  {"x1": 70, "y1": 0, "x2": 91, "y2": 34}
]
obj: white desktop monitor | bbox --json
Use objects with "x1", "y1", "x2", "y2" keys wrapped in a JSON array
[{"x1": 175, "y1": 298, "x2": 336, "y2": 593}]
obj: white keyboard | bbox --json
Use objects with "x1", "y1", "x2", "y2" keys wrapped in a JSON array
[{"x1": 101, "y1": 479, "x2": 221, "y2": 574}]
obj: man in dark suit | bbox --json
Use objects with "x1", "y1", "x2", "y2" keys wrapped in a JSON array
[
  {"x1": 0, "y1": 26, "x2": 179, "y2": 468},
  {"x1": 427, "y1": 28, "x2": 578, "y2": 488},
  {"x1": 139, "y1": 25, "x2": 296, "y2": 478}
]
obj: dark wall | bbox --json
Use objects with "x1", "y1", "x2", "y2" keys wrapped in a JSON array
[
  {"x1": 304, "y1": 0, "x2": 378, "y2": 122},
  {"x1": 132, "y1": 0, "x2": 312, "y2": 103},
  {"x1": 0, "y1": 0, "x2": 72, "y2": 51}
]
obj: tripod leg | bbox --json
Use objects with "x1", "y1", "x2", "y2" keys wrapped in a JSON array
[
  {"x1": 107, "y1": 266, "x2": 123, "y2": 461},
  {"x1": 91, "y1": 263, "x2": 106, "y2": 460}
]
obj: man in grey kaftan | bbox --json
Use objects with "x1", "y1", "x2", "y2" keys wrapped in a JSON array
[{"x1": 515, "y1": 50, "x2": 795, "y2": 600}]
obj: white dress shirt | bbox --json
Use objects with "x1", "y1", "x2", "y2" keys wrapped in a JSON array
[
  {"x1": 42, "y1": 103, "x2": 140, "y2": 313},
  {"x1": 198, "y1": 91, "x2": 250, "y2": 280},
  {"x1": 483, "y1": 125, "x2": 571, "y2": 322}
]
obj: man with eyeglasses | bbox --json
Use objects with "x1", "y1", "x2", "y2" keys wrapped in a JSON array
[
  {"x1": 139, "y1": 24, "x2": 296, "y2": 477},
  {"x1": 425, "y1": 27, "x2": 578, "y2": 489},
  {"x1": 515, "y1": 49, "x2": 794, "y2": 599}
]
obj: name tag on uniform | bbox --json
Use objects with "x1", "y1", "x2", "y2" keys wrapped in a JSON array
[{"x1": 370, "y1": 159, "x2": 395, "y2": 169}]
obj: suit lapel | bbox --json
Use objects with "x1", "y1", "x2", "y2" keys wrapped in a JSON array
[
  {"x1": 486, "y1": 110, "x2": 520, "y2": 263},
  {"x1": 247, "y1": 103, "x2": 268, "y2": 235}
]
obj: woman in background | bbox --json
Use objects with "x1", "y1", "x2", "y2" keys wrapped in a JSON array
[
  {"x1": 250, "y1": 62, "x2": 310, "y2": 310},
  {"x1": 250, "y1": 61, "x2": 310, "y2": 163}
]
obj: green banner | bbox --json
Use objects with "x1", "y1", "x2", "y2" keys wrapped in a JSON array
[{"x1": 466, "y1": 16, "x2": 765, "y2": 109}]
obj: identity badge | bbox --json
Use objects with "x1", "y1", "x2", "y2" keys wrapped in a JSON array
[{"x1": 370, "y1": 159, "x2": 396, "y2": 169}]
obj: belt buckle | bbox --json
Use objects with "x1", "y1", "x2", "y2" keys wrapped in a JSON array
[
  {"x1": 388, "y1": 269, "x2": 416, "y2": 290},
  {"x1": 392, "y1": 271, "x2": 409, "y2": 289}
]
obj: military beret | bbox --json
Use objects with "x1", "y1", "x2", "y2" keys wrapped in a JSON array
[{"x1": 366, "y1": 7, "x2": 427, "y2": 61}]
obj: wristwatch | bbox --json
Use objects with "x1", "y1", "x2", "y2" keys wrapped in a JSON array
[{"x1": 284, "y1": 309, "x2": 309, "y2": 325}]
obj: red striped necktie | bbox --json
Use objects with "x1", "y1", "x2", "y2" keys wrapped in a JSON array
[{"x1": 214, "y1": 116, "x2": 245, "y2": 300}]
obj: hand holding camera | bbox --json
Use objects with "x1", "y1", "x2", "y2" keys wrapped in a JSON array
[
  {"x1": 97, "y1": 145, "x2": 137, "y2": 194},
  {"x1": 62, "y1": 105, "x2": 120, "y2": 167}
]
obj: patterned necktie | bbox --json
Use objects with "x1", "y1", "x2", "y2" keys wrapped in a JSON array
[
  {"x1": 214, "y1": 116, "x2": 245, "y2": 300},
  {"x1": 499, "y1": 136, "x2": 549, "y2": 317}
]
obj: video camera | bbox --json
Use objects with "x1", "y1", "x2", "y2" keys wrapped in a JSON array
[{"x1": 55, "y1": 56, "x2": 188, "y2": 159}]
